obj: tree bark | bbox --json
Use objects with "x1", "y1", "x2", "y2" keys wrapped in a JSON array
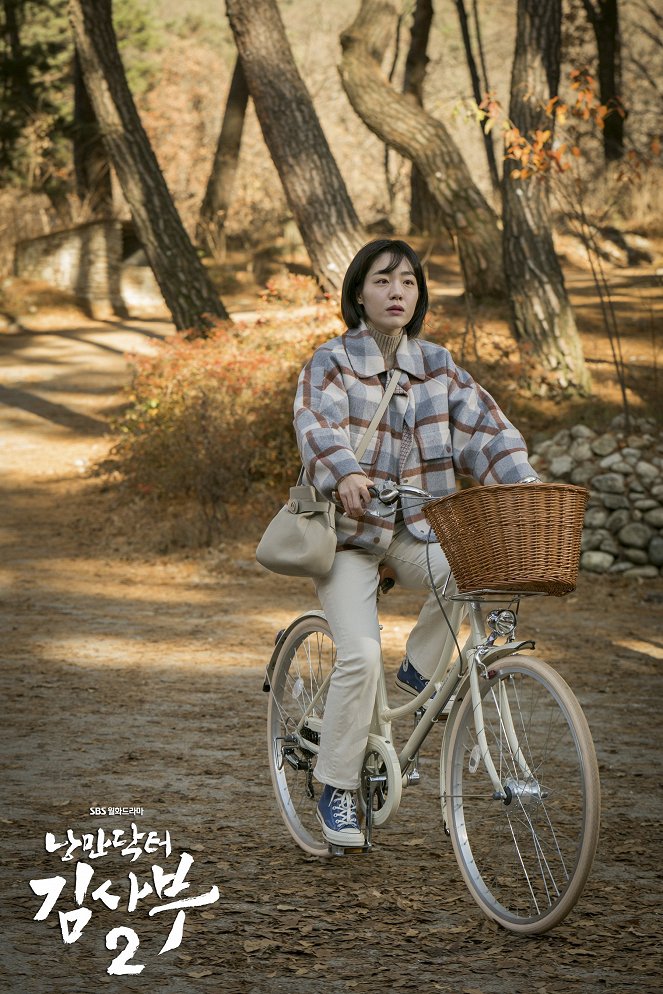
[
  {"x1": 454, "y1": 0, "x2": 500, "y2": 191},
  {"x1": 197, "y1": 56, "x2": 249, "y2": 252},
  {"x1": 225, "y1": 0, "x2": 365, "y2": 293},
  {"x1": 68, "y1": 0, "x2": 229, "y2": 333},
  {"x1": 73, "y1": 47, "x2": 113, "y2": 216},
  {"x1": 581, "y1": 0, "x2": 625, "y2": 161},
  {"x1": 502, "y1": 0, "x2": 590, "y2": 394},
  {"x1": 402, "y1": 0, "x2": 445, "y2": 234},
  {"x1": 340, "y1": 0, "x2": 505, "y2": 299}
]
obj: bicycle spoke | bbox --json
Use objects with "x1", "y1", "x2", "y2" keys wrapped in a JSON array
[
  {"x1": 445, "y1": 657, "x2": 599, "y2": 933},
  {"x1": 267, "y1": 618, "x2": 337, "y2": 855}
]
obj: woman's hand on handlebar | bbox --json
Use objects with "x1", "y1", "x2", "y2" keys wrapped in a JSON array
[{"x1": 336, "y1": 473, "x2": 375, "y2": 519}]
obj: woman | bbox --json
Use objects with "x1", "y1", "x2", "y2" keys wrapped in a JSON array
[{"x1": 294, "y1": 239, "x2": 539, "y2": 847}]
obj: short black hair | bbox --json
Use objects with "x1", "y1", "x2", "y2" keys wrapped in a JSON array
[{"x1": 341, "y1": 239, "x2": 428, "y2": 338}]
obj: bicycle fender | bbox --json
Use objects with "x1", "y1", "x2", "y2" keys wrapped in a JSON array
[{"x1": 262, "y1": 609, "x2": 327, "y2": 692}]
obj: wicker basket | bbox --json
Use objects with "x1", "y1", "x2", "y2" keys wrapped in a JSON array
[{"x1": 423, "y1": 483, "x2": 589, "y2": 597}]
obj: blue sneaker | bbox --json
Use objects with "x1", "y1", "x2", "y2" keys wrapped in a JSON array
[
  {"x1": 395, "y1": 656, "x2": 455, "y2": 715},
  {"x1": 395, "y1": 656, "x2": 429, "y2": 696},
  {"x1": 316, "y1": 784, "x2": 365, "y2": 847}
]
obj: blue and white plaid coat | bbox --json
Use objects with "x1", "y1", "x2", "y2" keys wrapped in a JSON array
[{"x1": 294, "y1": 326, "x2": 536, "y2": 553}]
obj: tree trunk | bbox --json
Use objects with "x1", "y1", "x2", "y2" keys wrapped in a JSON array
[
  {"x1": 502, "y1": 0, "x2": 590, "y2": 394},
  {"x1": 402, "y1": 0, "x2": 445, "y2": 234},
  {"x1": 68, "y1": 0, "x2": 229, "y2": 333},
  {"x1": 340, "y1": 0, "x2": 505, "y2": 299},
  {"x1": 73, "y1": 47, "x2": 113, "y2": 216},
  {"x1": 197, "y1": 56, "x2": 249, "y2": 253},
  {"x1": 454, "y1": 0, "x2": 500, "y2": 192},
  {"x1": 225, "y1": 0, "x2": 365, "y2": 294},
  {"x1": 581, "y1": 0, "x2": 625, "y2": 161}
]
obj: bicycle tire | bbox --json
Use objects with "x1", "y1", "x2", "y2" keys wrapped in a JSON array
[
  {"x1": 444, "y1": 655, "x2": 600, "y2": 934},
  {"x1": 267, "y1": 614, "x2": 336, "y2": 856}
]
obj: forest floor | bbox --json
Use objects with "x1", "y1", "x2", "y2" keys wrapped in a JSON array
[{"x1": 1, "y1": 264, "x2": 662, "y2": 993}]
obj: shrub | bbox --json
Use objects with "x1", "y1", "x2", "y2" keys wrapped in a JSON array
[{"x1": 109, "y1": 302, "x2": 341, "y2": 543}]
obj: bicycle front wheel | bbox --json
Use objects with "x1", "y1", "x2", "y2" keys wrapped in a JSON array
[
  {"x1": 444, "y1": 656, "x2": 600, "y2": 934},
  {"x1": 267, "y1": 615, "x2": 336, "y2": 856}
]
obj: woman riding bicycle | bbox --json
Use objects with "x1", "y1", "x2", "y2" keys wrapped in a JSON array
[{"x1": 294, "y1": 238, "x2": 539, "y2": 848}]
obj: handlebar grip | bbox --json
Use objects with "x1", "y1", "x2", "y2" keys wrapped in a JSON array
[{"x1": 331, "y1": 483, "x2": 379, "y2": 503}]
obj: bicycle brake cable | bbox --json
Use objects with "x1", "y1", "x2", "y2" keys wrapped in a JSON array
[{"x1": 425, "y1": 527, "x2": 464, "y2": 663}]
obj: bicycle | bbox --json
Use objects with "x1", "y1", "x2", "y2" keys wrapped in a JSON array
[{"x1": 263, "y1": 482, "x2": 600, "y2": 935}]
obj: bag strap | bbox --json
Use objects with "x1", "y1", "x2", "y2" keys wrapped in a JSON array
[
  {"x1": 354, "y1": 368, "x2": 401, "y2": 460},
  {"x1": 298, "y1": 367, "x2": 401, "y2": 487}
]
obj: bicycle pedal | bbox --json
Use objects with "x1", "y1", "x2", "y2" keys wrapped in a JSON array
[{"x1": 328, "y1": 843, "x2": 369, "y2": 857}]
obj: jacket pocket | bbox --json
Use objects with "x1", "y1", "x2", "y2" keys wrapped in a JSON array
[{"x1": 416, "y1": 423, "x2": 451, "y2": 462}]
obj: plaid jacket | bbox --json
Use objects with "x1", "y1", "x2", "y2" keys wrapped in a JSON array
[{"x1": 294, "y1": 326, "x2": 536, "y2": 553}]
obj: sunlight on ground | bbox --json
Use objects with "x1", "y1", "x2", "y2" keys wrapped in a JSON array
[{"x1": 613, "y1": 638, "x2": 663, "y2": 661}]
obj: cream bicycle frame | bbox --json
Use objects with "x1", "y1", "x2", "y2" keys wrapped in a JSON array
[{"x1": 284, "y1": 593, "x2": 535, "y2": 814}]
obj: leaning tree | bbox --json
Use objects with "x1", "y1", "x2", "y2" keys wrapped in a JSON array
[
  {"x1": 69, "y1": 0, "x2": 228, "y2": 333},
  {"x1": 225, "y1": 0, "x2": 366, "y2": 293},
  {"x1": 401, "y1": 0, "x2": 445, "y2": 234},
  {"x1": 340, "y1": 0, "x2": 505, "y2": 298},
  {"x1": 502, "y1": 0, "x2": 590, "y2": 394},
  {"x1": 197, "y1": 56, "x2": 249, "y2": 253}
]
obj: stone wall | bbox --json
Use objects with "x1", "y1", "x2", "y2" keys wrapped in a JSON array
[
  {"x1": 14, "y1": 220, "x2": 125, "y2": 319},
  {"x1": 529, "y1": 415, "x2": 663, "y2": 577}
]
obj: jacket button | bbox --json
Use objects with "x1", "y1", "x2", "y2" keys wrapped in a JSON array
[{"x1": 373, "y1": 537, "x2": 380, "y2": 544}]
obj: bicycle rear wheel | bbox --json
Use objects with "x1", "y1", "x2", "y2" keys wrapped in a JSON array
[
  {"x1": 444, "y1": 656, "x2": 600, "y2": 934},
  {"x1": 267, "y1": 615, "x2": 336, "y2": 856}
]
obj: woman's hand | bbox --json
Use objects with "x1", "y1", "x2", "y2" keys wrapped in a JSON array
[{"x1": 337, "y1": 473, "x2": 374, "y2": 519}]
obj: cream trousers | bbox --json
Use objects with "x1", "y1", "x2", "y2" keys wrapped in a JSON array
[{"x1": 313, "y1": 521, "x2": 465, "y2": 791}]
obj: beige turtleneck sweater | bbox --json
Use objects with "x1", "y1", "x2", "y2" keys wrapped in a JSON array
[{"x1": 366, "y1": 323, "x2": 403, "y2": 368}]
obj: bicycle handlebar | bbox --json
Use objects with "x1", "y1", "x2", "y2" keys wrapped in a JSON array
[{"x1": 330, "y1": 481, "x2": 434, "y2": 506}]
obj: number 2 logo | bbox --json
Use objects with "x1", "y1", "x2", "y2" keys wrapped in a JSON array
[{"x1": 106, "y1": 927, "x2": 144, "y2": 975}]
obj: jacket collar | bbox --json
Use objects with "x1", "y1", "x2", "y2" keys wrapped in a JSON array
[{"x1": 343, "y1": 325, "x2": 426, "y2": 380}]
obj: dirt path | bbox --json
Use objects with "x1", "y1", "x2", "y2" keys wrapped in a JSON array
[{"x1": 1, "y1": 320, "x2": 662, "y2": 994}]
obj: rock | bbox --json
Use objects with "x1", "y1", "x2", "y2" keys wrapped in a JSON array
[
  {"x1": 570, "y1": 425, "x2": 595, "y2": 439},
  {"x1": 593, "y1": 473, "x2": 626, "y2": 494},
  {"x1": 529, "y1": 453, "x2": 543, "y2": 470},
  {"x1": 623, "y1": 547, "x2": 649, "y2": 565},
  {"x1": 580, "y1": 550, "x2": 614, "y2": 573},
  {"x1": 569, "y1": 440, "x2": 593, "y2": 462},
  {"x1": 609, "y1": 561, "x2": 634, "y2": 573},
  {"x1": 550, "y1": 455, "x2": 573, "y2": 478},
  {"x1": 618, "y1": 522, "x2": 654, "y2": 549},
  {"x1": 649, "y1": 536, "x2": 663, "y2": 567},
  {"x1": 643, "y1": 507, "x2": 663, "y2": 527},
  {"x1": 609, "y1": 460, "x2": 636, "y2": 475},
  {"x1": 622, "y1": 565, "x2": 660, "y2": 579},
  {"x1": 629, "y1": 482, "x2": 645, "y2": 495},
  {"x1": 591, "y1": 435, "x2": 618, "y2": 457},
  {"x1": 636, "y1": 460, "x2": 659, "y2": 481},
  {"x1": 581, "y1": 530, "x2": 603, "y2": 552},
  {"x1": 599, "y1": 452, "x2": 624, "y2": 470},
  {"x1": 601, "y1": 493, "x2": 630, "y2": 510},
  {"x1": 626, "y1": 435, "x2": 645, "y2": 449},
  {"x1": 621, "y1": 447, "x2": 643, "y2": 463},
  {"x1": 607, "y1": 509, "x2": 631, "y2": 533},
  {"x1": 570, "y1": 464, "x2": 596, "y2": 486},
  {"x1": 584, "y1": 507, "x2": 609, "y2": 528},
  {"x1": 552, "y1": 429, "x2": 571, "y2": 447},
  {"x1": 634, "y1": 498, "x2": 659, "y2": 511},
  {"x1": 651, "y1": 484, "x2": 663, "y2": 500},
  {"x1": 599, "y1": 535, "x2": 621, "y2": 556}
]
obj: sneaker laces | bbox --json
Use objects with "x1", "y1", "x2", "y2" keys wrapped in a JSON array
[{"x1": 330, "y1": 789, "x2": 359, "y2": 829}]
